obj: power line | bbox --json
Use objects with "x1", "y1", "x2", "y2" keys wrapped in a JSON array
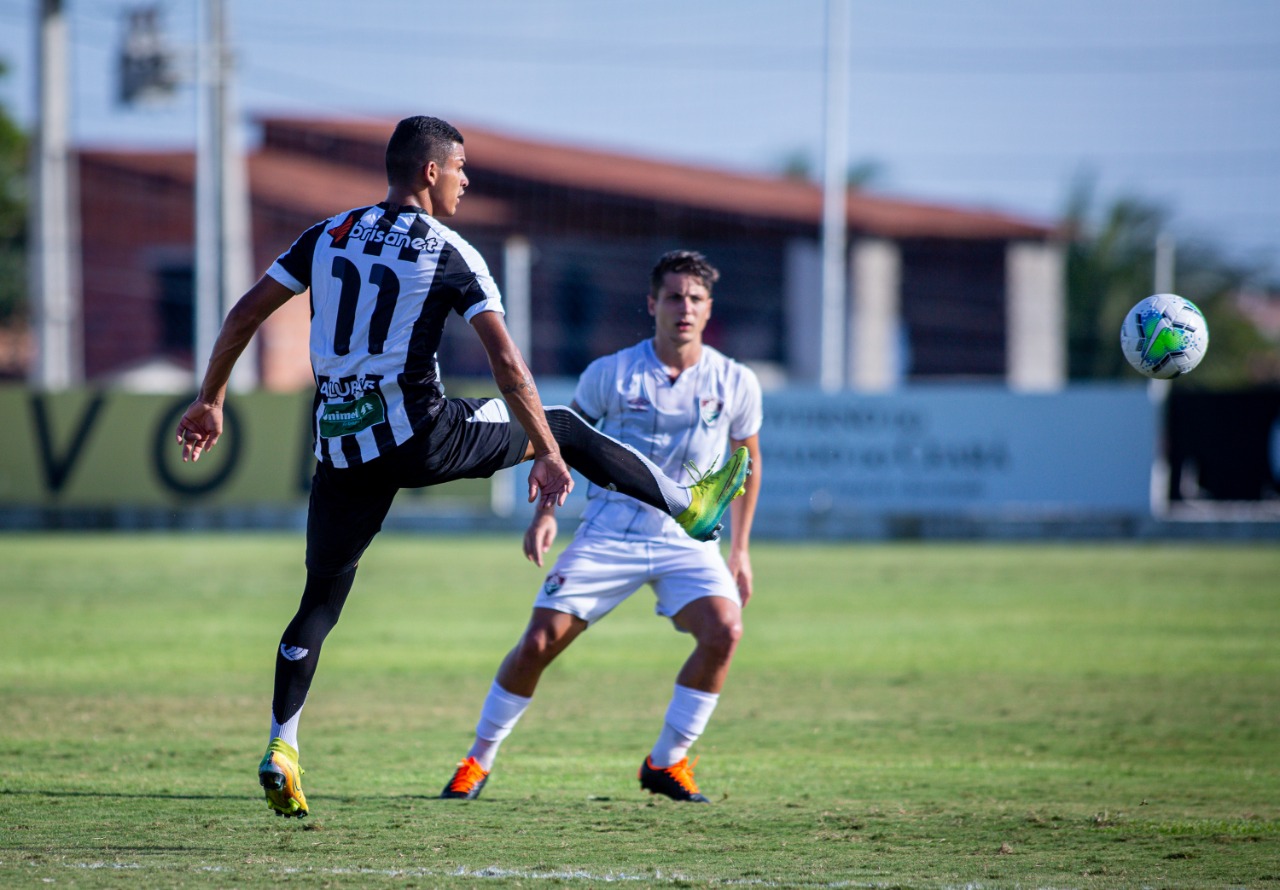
[
  {"x1": 236, "y1": 29, "x2": 1280, "y2": 76},
  {"x1": 15, "y1": 5, "x2": 1280, "y2": 81},
  {"x1": 866, "y1": 149, "x2": 1280, "y2": 177}
]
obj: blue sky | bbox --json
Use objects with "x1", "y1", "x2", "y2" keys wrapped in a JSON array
[{"x1": 1, "y1": 0, "x2": 1277, "y2": 280}]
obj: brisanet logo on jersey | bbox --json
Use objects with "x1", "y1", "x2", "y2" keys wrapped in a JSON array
[{"x1": 350, "y1": 224, "x2": 439, "y2": 253}]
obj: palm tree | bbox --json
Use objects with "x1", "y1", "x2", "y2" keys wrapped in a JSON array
[
  {"x1": 1063, "y1": 178, "x2": 1276, "y2": 386},
  {"x1": 0, "y1": 59, "x2": 27, "y2": 327}
]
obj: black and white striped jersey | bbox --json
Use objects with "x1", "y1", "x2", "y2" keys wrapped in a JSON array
[{"x1": 267, "y1": 202, "x2": 505, "y2": 468}]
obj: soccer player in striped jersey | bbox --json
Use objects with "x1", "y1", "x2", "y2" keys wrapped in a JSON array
[
  {"x1": 174, "y1": 118, "x2": 749, "y2": 818},
  {"x1": 442, "y1": 250, "x2": 762, "y2": 804}
]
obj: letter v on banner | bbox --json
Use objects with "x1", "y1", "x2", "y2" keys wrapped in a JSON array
[{"x1": 29, "y1": 392, "x2": 107, "y2": 494}]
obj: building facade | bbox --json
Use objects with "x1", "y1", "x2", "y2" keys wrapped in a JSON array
[{"x1": 76, "y1": 116, "x2": 1063, "y2": 392}]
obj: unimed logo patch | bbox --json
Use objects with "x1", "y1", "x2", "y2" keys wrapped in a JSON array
[{"x1": 319, "y1": 392, "x2": 386, "y2": 439}]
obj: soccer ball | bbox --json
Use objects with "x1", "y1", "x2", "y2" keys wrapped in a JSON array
[{"x1": 1119, "y1": 293, "x2": 1209, "y2": 379}]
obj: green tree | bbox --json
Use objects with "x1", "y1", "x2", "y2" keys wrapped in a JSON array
[
  {"x1": 0, "y1": 59, "x2": 27, "y2": 325},
  {"x1": 1162, "y1": 240, "x2": 1278, "y2": 388},
  {"x1": 1064, "y1": 178, "x2": 1276, "y2": 387},
  {"x1": 775, "y1": 149, "x2": 883, "y2": 187}
]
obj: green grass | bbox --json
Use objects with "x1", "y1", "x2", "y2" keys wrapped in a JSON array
[{"x1": 1, "y1": 534, "x2": 1277, "y2": 888}]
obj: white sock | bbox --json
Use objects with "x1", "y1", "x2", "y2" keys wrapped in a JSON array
[
  {"x1": 649, "y1": 684, "x2": 719, "y2": 767},
  {"x1": 467, "y1": 680, "x2": 533, "y2": 771},
  {"x1": 270, "y1": 707, "x2": 302, "y2": 752},
  {"x1": 659, "y1": 473, "x2": 691, "y2": 514},
  {"x1": 638, "y1": 446, "x2": 691, "y2": 514}
]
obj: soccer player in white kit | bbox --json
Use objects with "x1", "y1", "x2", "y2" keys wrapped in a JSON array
[{"x1": 442, "y1": 250, "x2": 763, "y2": 802}]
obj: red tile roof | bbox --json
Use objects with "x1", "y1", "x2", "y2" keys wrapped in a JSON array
[
  {"x1": 261, "y1": 116, "x2": 1057, "y2": 240},
  {"x1": 82, "y1": 116, "x2": 1056, "y2": 240},
  {"x1": 80, "y1": 147, "x2": 512, "y2": 226}
]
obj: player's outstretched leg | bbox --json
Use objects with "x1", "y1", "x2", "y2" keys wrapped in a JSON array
[{"x1": 543, "y1": 406, "x2": 749, "y2": 542}]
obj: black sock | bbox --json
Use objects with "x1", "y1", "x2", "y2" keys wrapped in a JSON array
[
  {"x1": 271, "y1": 567, "x2": 357, "y2": 726},
  {"x1": 544, "y1": 405, "x2": 677, "y2": 513}
]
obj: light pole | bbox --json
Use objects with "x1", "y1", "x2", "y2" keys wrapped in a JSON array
[
  {"x1": 819, "y1": 0, "x2": 850, "y2": 392},
  {"x1": 194, "y1": 0, "x2": 255, "y2": 390},
  {"x1": 29, "y1": 0, "x2": 81, "y2": 390}
]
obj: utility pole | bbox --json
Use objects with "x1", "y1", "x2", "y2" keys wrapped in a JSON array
[
  {"x1": 819, "y1": 0, "x2": 850, "y2": 392},
  {"x1": 490, "y1": 236, "x2": 533, "y2": 518},
  {"x1": 1154, "y1": 232, "x2": 1176, "y2": 296},
  {"x1": 195, "y1": 0, "x2": 255, "y2": 389},
  {"x1": 1149, "y1": 231, "x2": 1176, "y2": 517},
  {"x1": 29, "y1": 0, "x2": 81, "y2": 390}
]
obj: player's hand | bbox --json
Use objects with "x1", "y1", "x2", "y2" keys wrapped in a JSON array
[
  {"x1": 728, "y1": 550, "x2": 753, "y2": 607},
  {"x1": 175, "y1": 399, "x2": 223, "y2": 463},
  {"x1": 523, "y1": 511, "x2": 558, "y2": 566},
  {"x1": 527, "y1": 452, "x2": 573, "y2": 509}
]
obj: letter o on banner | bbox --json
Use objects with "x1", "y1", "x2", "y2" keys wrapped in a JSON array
[{"x1": 153, "y1": 396, "x2": 243, "y2": 497}]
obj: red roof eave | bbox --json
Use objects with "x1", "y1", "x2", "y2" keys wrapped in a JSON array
[
  {"x1": 260, "y1": 116, "x2": 1057, "y2": 240},
  {"x1": 82, "y1": 117, "x2": 1058, "y2": 241},
  {"x1": 78, "y1": 147, "x2": 514, "y2": 227}
]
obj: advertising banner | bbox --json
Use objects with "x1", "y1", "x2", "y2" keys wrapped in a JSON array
[
  {"x1": 0, "y1": 385, "x2": 1155, "y2": 517},
  {"x1": 761, "y1": 386, "x2": 1155, "y2": 516}
]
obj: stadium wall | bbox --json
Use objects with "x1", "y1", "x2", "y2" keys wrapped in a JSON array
[{"x1": 1, "y1": 384, "x2": 1275, "y2": 540}]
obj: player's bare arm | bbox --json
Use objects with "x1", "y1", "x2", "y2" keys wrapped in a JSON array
[
  {"x1": 176, "y1": 275, "x2": 297, "y2": 462},
  {"x1": 470, "y1": 310, "x2": 573, "y2": 508},
  {"x1": 727, "y1": 433, "x2": 761, "y2": 606}
]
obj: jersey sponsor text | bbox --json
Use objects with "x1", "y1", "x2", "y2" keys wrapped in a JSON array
[{"x1": 349, "y1": 223, "x2": 439, "y2": 253}]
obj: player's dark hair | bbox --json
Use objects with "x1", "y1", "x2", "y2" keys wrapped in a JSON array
[
  {"x1": 650, "y1": 250, "x2": 720, "y2": 297},
  {"x1": 385, "y1": 116, "x2": 464, "y2": 187}
]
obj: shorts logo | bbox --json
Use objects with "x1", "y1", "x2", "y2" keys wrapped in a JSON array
[
  {"x1": 280, "y1": 644, "x2": 309, "y2": 661},
  {"x1": 540, "y1": 571, "x2": 566, "y2": 596},
  {"x1": 465, "y1": 399, "x2": 511, "y2": 424},
  {"x1": 699, "y1": 397, "x2": 724, "y2": 426}
]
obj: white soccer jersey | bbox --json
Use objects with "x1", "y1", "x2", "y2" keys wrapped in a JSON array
[
  {"x1": 573, "y1": 340, "x2": 763, "y2": 544},
  {"x1": 267, "y1": 203, "x2": 504, "y2": 468}
]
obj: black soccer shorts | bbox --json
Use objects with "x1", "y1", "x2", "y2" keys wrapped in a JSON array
[{"x1": 305, "y1": 398, "x2": 530, "y2": 576}]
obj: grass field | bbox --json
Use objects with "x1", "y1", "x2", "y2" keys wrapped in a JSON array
[{"x1": 1, "y1": 533, "x2": 1277, "y2": 888}]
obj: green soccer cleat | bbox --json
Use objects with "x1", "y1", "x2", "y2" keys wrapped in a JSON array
[
  {"x1": 258, "y1": 738, "x2": 308, "y2": 818},
  {"x1": 674, "y1": 446, "x2": 751, "y2": 542}
]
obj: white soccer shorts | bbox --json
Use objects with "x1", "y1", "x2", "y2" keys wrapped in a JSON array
[{"x1": 532, "y1": 535, "x2": 740, "y2": 627}]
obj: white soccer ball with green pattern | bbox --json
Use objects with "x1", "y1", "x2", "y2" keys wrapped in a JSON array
[{"x1": 1119, "y1": 293, "x2": 1209, "y2": 379}]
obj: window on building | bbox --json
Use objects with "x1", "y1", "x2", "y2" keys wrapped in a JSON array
[
  {"x1": 900, "y1": 240, "x2": 1006, "y2": 379},
  {"x1": 156, "y1": 262, "x2": 194, "y2": 353}
]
